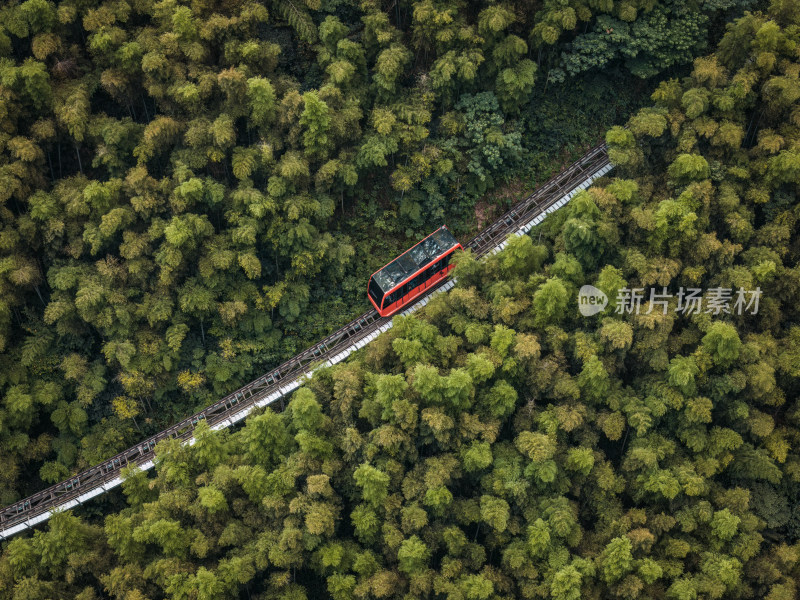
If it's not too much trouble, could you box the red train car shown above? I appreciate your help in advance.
[368,226,462,317]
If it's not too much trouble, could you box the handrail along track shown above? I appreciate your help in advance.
[0,142,612,540]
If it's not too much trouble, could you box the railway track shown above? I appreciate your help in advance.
[0,142,613,541]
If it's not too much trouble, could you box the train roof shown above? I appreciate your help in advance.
[372,227,459,292]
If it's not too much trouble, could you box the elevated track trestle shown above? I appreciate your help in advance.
[0,143,613,541]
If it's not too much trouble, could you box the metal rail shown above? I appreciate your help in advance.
[0,142,612,540]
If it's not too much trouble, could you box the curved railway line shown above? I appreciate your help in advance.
[0,142,614,541]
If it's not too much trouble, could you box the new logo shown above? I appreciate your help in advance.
[578,285,608,316]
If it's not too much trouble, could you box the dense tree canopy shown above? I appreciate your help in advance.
[1,1,799,598]
[0,0,737,503]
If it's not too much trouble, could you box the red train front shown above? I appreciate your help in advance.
[368,226,462,317]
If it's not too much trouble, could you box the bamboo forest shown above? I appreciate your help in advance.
[2,0,800,598]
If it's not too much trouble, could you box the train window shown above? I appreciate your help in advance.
[430,228,459,252]
[408,236,441,267]
[384,289,399,307]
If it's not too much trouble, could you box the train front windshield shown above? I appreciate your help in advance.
[368,277,384,306]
